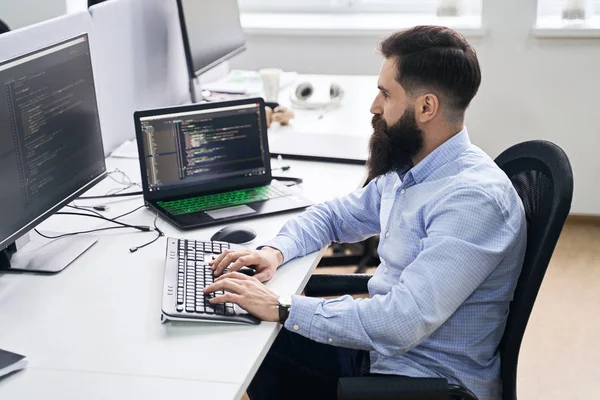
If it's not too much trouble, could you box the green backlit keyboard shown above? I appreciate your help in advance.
[158,185,288,216]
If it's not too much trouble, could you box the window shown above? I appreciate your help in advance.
[239,0,482,17]
[538,0,600,18]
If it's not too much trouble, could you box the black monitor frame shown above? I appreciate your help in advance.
[0,34,107,255]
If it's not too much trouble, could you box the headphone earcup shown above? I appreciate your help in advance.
[330,83,343,99]
[295,82,314,101]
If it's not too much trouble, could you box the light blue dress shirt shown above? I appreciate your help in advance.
[262,129,527,400]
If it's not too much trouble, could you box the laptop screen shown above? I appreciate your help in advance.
[138,102,267,193]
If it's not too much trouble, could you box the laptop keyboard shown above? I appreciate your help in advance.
[158,185,288,216]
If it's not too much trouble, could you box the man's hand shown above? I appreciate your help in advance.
[209,247,283,282]
[204,272,280,322]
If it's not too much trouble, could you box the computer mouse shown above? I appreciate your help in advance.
[211,225,257,244]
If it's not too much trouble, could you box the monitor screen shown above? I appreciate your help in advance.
[0,35,106,250]
[177,0,246,77]
[138,102,267,194]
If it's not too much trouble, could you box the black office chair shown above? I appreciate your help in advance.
[305,140,574,400]
[0,19,10,35]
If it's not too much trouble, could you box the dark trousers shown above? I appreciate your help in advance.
[247,328,370,400]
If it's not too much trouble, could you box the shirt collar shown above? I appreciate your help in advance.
[399,127,471,185]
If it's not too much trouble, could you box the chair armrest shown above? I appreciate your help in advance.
[304,274,372,297]
[338,376,450,400]
[337,376,479,400]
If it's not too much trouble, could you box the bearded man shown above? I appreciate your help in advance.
[205,25,526,400]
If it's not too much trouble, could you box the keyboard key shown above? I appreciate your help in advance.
[195,305,204,313]
[225,306,235,316]
[215,304,225,315]
[176,305,184,312]
[185,306,195,313]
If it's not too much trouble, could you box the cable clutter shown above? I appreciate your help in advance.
[33,169,163,253]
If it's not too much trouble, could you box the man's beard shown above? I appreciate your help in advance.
[366,108,424,181]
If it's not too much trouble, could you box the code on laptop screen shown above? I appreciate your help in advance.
[139,102,267,192]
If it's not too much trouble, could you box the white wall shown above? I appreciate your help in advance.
[0,0,66,30]
[231,0,600,215]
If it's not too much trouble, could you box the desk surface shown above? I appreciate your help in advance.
[0,156,366,399]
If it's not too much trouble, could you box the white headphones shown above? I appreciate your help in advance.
[289,82,344,109]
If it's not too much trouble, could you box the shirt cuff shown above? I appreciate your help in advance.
[258,235,300,264]
[283,295,322,339]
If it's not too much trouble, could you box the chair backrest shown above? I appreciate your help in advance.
[494,141,573,400]
[0,19,9,35]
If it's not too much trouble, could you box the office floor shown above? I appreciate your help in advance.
[242,217,600,400]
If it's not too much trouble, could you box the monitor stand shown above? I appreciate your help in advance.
[0,231,97,274]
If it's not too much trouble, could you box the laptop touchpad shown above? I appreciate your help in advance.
[206,205,256,220]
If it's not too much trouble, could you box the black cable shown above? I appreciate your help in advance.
[54,211,152,232]
[78,191,143,200]
[35,207,157,251]
[272,175,303,186]
[67,204,104,218]
[68,203,145,222]
[34,226,131,240]
[70,204,106,212]
[112,205,145,221]
[129,213,164,253]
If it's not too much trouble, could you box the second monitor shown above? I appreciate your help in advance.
[0,34,107,273]
[177,0,245,78]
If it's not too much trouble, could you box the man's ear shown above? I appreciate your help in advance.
[416,93,440,123]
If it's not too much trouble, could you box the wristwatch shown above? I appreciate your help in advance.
[277,295,292,324]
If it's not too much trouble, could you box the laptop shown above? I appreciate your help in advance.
[133,98,313,230]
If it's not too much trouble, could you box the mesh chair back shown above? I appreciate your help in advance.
[495,141,573,400]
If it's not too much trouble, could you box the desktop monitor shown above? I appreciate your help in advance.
[176,0,246,78]
[0,34,107,273]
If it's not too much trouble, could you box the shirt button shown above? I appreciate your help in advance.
[385,231,390,238]
[293,324,299,331]
[328,338,333,343]
[401,189,406,195]
[384,268,389,274]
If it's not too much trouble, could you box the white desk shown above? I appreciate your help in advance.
[0,369,239,400]
[268,74,378,162]
[0,155,366,400]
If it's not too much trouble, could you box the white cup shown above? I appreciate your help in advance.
[259,68,282,103]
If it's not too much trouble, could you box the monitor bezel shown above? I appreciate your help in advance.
[176,0,247,78]
[0,33,107,251]
[133,97,272,203]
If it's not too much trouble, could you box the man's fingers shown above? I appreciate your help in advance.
[228,254,260,272]
[214,271,253,283]
[209,292,243,305]
[209,249,232,268]
[253,270,273,283]
[213,251,246,276]
[204,278,244,294]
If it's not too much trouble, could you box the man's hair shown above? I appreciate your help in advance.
[379,25,481,121]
